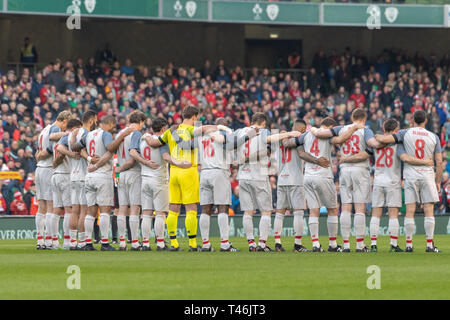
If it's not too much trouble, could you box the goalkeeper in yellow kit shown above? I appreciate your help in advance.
[146,106,219,251]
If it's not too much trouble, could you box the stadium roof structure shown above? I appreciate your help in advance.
[1,0,450,28]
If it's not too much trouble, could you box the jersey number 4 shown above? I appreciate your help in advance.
[310,138,320,157]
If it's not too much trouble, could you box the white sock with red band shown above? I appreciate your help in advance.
[129,215,140,248]
[340,211,352,249]
[99,213,110,244]
[84,215,95,244]
[309,216,320,248]
[141,215,152,247]
[327,215,338,248]
[117,215,127,247]
[154,215,165,248]
[258,215,271,248]
[63,213,71,247]
[293,211,304,245]
[274,213,284,245]
[243,214,255,247]
[35,212,45,245]
[388,218,399,247]
[200,213,211,248]
[404,218,415,248]
[218,213,229,249]
[370,216,380,246]
[424,217,435,248]
[354,213,366,250]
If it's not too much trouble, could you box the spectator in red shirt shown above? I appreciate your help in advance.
[349,87,366,107]
[10,190,28,215]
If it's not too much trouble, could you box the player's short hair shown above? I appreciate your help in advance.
[294,119,307,127]
[67,118,82,130]
[81,110,97,124]
[152,117,168,133]
[413,110,427,125]
[383,119,399,133]
[251,112,267,126]
[320,117,337,128]
[101,115,116,125]
[182,106,200,120]
[129,110,147,124]
[56,110,72,122]
[215,117,228,126]
[351,108,367,121]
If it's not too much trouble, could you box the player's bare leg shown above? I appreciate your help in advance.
[141,209,153,251]
[243,210,256,251]
[84,205,98,251]
[423,202,440,252]
[369,207,383,252]
[340,203,353,251]
[387,207,403,252]
[117,205,130,250]
[404,203,416,252]
[153,211,167,250]
[185,203,199,251]
[77,204,87,249]
[168,203,182,250]
[327,208,341,252]
[36,200,47,249]
[200,204,213,251]
[273,209,286,252]
[256,211,273,252]
[129,205,142,250]
[308,208,323,252]
[99,205,115,250]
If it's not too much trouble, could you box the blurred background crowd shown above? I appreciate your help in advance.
[0,40,449,215]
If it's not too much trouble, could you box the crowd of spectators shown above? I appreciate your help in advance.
[0,45,449,215]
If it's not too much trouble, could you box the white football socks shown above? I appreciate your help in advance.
[141,215,152,247]
[154,215,165,248]
[35,212,45,245]
[354,213,366,249]
[308,216,320,248]
[293,211,304,245]
[200,213,211,248]
[45,212,53,246]
[243,214,255,247]
[258,215,271,248]
[84,215,95,244]
[388,218,399,247]
[404,218,415,248]
[99,213,110,244]
[63,213,71,247]
[129,215,140,248]
[424,217,435,249]
[369,216,380,246]
[218,213,230,249]
[274,213,284,245]
[340,211,352,249]
[117,215,127,247]
[327,215,338,248]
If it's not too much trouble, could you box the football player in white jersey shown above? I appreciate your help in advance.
[197,118,257,252]
[34,110,72,249]
[312,108,382,252]
[235,113,301,252]
[303,117,363,252]
[53,119,82,249]
[376,111,443,252]
[341,119,433,252]
[77,115,134,251]
[66,111,98,250]
[130,117,191,251]
[115,111,147,251]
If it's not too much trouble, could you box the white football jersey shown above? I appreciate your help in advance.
[139,133,169,181]
[84,128,112,176]
[117,128,141,172]
[37,124,59,168]
[373,144,401,187]
[236,127,270,181]
[339,126,374,169]
[300,132,333,179]
[276,144,303,186]
[68,128,88,182]
[198,132,232,171]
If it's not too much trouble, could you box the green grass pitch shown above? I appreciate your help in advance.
[1,235,450,300]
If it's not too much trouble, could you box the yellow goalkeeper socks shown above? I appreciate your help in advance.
[185,210,198,248]
[167,210,179,248]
